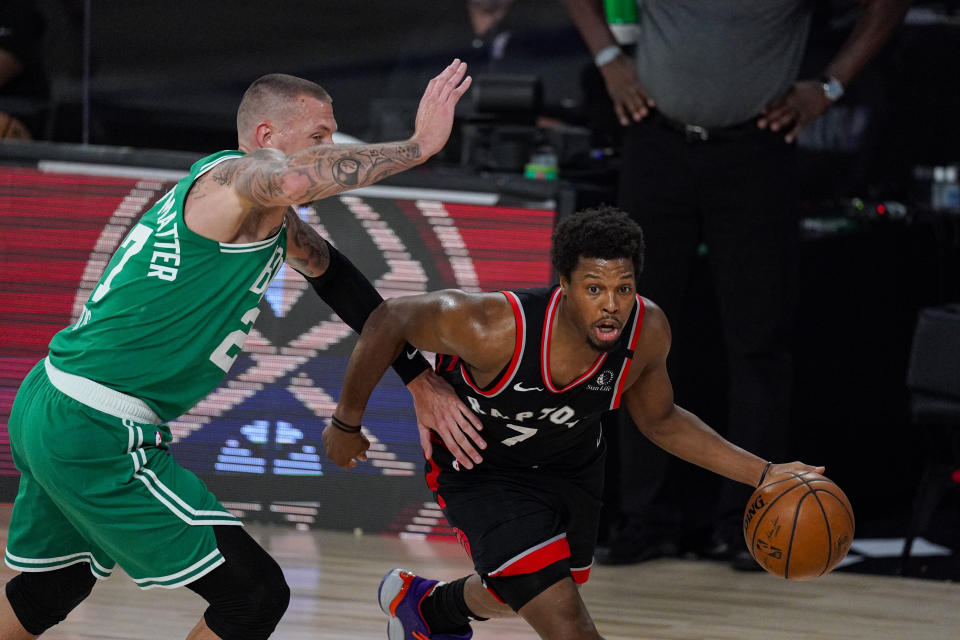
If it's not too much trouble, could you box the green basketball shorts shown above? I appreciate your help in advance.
[4,359,242,589]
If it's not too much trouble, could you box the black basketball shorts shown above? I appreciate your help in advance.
[426,453,604,598]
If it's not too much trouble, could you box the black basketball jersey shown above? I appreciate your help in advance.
[434,286,645,472]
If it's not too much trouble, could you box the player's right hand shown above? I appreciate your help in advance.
[599,56,654,126]
[322,421,370,469]
[411,59,472,158]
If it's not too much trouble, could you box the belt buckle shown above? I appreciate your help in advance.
[684,124,709,142]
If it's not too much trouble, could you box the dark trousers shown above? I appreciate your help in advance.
[613,117,799,538]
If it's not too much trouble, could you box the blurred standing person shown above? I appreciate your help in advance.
[562,0,910,567]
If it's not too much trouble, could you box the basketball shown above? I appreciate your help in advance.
[743,470,855,580]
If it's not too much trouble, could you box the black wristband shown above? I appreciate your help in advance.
[304,241,430,384]
[391,345,430,385]
[757,461,773,488]
[330,415,362,434]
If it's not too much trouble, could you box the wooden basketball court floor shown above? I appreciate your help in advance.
[2,509,956,640]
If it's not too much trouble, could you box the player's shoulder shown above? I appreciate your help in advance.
[432,289,513,316]
[637,295,664,323]
[189,149,246,175]
[636,296,671,349]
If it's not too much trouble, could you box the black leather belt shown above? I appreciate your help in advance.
[646,110,760,142]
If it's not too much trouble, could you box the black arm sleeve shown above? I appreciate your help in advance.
[304,241,429,385]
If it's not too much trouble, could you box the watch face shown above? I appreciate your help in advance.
[823,77,844,101]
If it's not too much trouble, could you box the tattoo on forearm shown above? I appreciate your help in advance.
[285,209,330,277]
[236,143,422,207]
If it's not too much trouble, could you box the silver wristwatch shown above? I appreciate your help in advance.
[821,76,844,102]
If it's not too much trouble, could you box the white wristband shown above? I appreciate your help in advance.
[594,45,622,68]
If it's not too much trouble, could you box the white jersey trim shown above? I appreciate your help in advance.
[489,533,567,576]
[5,549,114,578]
[132,548,225,589]
[218,225,285,253]
[44,358,161,424]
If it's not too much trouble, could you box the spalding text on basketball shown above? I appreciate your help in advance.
[743,496,765,529]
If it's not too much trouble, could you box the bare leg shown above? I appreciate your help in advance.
[185,617,221,640]
[462,574,515,619]
[462,574,602,640]
[0,592,37,640]
[516,578,602,640]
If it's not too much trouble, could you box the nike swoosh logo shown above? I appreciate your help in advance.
[406,349,418,360]
[513,382,544,392]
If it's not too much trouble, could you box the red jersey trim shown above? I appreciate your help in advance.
[570,563,592,585]
[425,456,442,496]
[541,288,608,393]
[487,534,571,577]
[483,581,507,604]
[459,291,525,397]
[610,295,645,410]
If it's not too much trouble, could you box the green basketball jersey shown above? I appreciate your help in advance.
[48,150,288,421]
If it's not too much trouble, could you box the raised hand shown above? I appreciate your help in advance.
[411,59,472,158]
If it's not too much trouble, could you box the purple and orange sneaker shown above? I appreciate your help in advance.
[378,568,473,640]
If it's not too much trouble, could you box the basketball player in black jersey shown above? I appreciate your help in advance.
[326,205,823,640]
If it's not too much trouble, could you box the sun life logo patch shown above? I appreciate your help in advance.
[587,370,615,392]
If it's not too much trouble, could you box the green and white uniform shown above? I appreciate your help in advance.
[6,150,288,588]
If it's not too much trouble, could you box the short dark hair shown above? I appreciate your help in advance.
[236,73,332,133]
[551,205,645,282]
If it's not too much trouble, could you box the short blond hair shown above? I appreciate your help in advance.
[236,73,332,139]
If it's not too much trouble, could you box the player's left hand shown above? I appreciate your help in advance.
[757,80,833,143]
[411,59,472,159]
[407,369,486,469]
[322,420,370,469]
[765,461,826,486]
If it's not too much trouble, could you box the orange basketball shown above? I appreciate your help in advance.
[743,470,854,580]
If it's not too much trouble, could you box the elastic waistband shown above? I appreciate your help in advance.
[44,358,161,425]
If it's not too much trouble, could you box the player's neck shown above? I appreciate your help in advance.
[550,299,605,381]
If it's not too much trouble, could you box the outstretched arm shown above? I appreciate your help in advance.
[230,60,471,208]
[325,290,514,469]
[621,302,823,487]
[284,213,486,467]
[284,210,427,382]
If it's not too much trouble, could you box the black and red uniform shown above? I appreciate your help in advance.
[429,286,644,600]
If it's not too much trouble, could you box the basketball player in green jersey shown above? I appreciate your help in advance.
[0,60,480,640]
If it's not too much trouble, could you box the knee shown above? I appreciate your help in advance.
[6,564,97,634]
[246,567,290,628]
[195,560,290,640]
[189,525,292,639]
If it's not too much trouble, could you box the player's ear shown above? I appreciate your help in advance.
[255,121,274,149]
